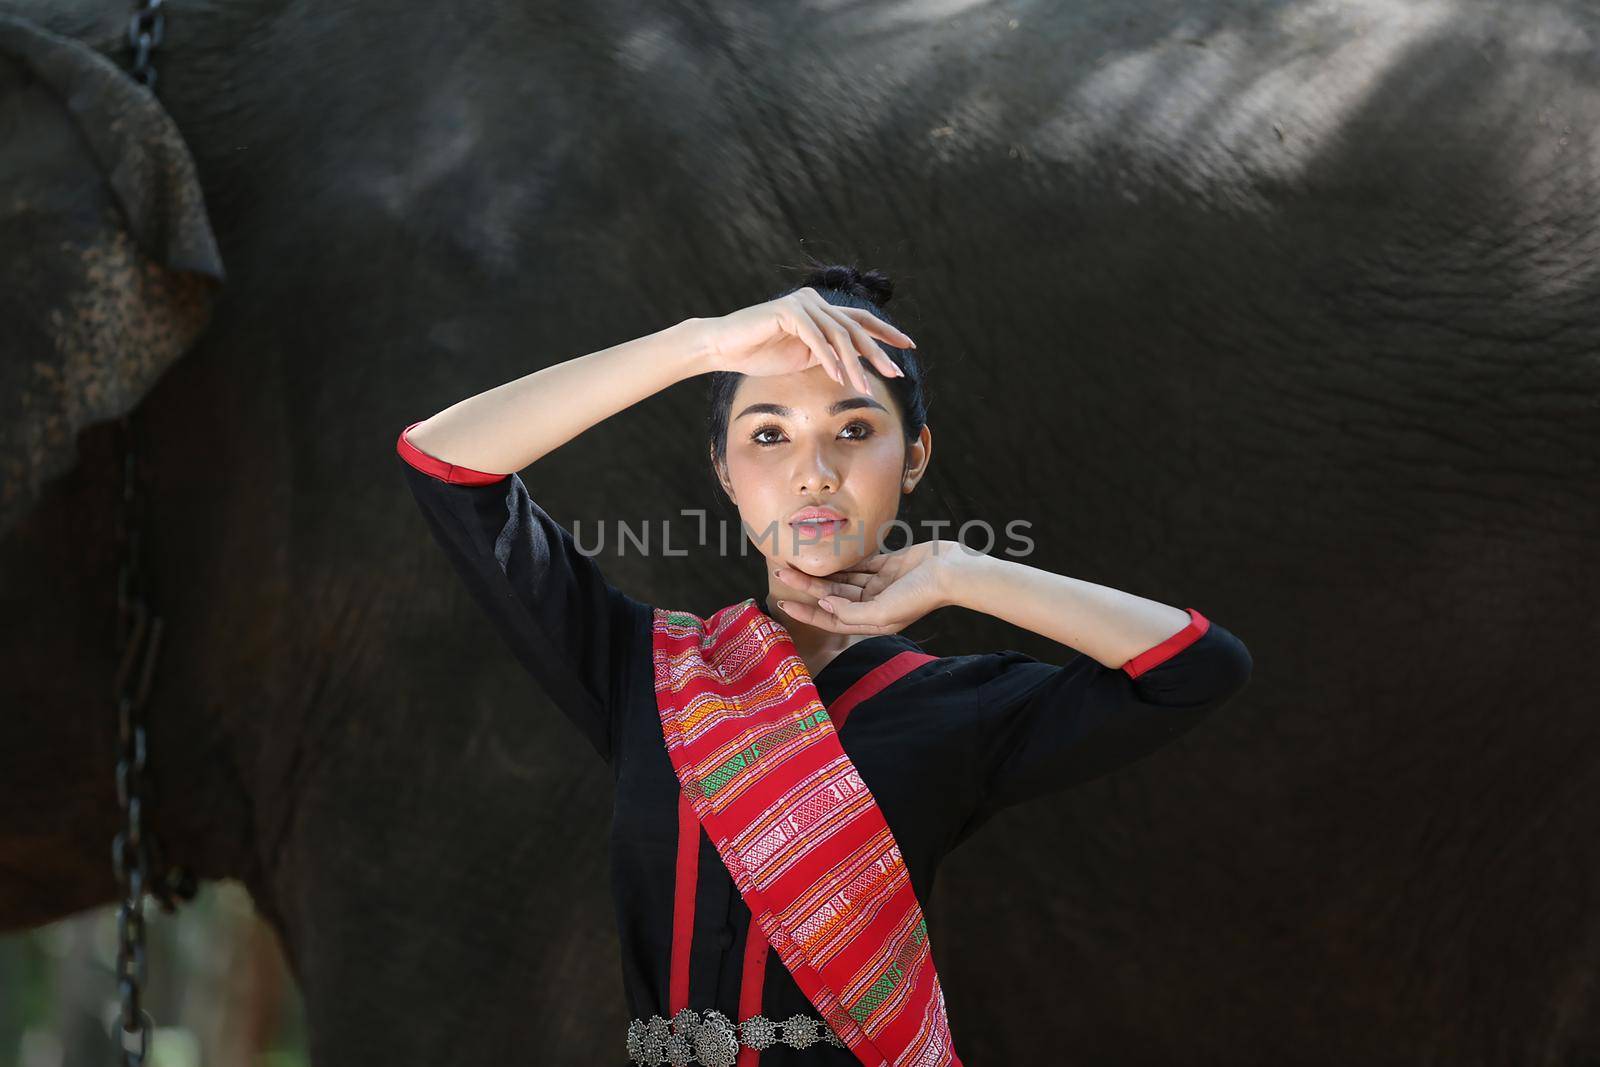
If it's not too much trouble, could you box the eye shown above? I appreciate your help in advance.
[840,420,874,441]
[748,421,876,447]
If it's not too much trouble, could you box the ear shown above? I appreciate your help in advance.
[0,15,225,534]
[710,444,737,505]
[901,423,933,493]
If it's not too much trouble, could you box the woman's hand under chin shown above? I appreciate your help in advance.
[772,540,986,635]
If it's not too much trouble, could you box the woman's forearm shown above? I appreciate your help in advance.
[941,553,1194,671]
[405,317,716,475]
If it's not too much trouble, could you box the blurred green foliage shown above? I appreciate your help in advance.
[0,880,308,1067]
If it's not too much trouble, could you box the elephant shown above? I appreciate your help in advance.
[3,0,1598,1063]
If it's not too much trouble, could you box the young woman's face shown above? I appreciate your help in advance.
[715,364,930,576]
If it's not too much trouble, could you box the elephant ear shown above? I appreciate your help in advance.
[0,14,224,535]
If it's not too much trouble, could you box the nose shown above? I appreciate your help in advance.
[793,440,838,495]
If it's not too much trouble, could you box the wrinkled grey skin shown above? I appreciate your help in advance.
[3,0,1598,1062]
[0,12,223,531]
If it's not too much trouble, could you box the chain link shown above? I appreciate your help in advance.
[125,0,164,90]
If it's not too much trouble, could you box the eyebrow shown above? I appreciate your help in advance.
[733,397,890,420]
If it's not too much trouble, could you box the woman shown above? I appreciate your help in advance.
[396,264,1253,1067]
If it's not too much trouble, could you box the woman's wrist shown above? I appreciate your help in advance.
[671,316,727,377]
[932,542,997,612]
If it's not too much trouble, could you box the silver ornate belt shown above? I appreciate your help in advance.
[627,1007,847,1066]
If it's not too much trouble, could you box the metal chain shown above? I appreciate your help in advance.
[110,4,196,1064]
[126,0,164,90]
[111,413,195,1067]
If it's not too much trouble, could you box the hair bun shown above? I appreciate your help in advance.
[802,263,894,309]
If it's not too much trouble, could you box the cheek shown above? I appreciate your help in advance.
[725,453,759,493]
[852,455,907,529]
[725,456,779,515]
[858,445,905,492]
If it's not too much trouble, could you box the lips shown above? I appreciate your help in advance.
[788,505,846,525]
[788,505,847,541]
[790,518,846,538]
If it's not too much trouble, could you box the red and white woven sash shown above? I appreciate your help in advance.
[651,598,963,1067]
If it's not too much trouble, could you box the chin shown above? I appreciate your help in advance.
[790,549,864,575]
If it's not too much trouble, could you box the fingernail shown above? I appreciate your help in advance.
[818,598,835,613]
[776,600,789,610]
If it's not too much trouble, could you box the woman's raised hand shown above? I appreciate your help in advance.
[772,539,983,636]
[697,287,915,393]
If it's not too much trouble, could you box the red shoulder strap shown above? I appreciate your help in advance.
[830,649,937,729]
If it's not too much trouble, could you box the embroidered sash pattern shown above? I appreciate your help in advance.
[652,599,962,1067]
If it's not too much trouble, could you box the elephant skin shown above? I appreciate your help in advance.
[1,1,1598,1064]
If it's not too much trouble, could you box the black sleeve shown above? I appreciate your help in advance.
[396,425,640,764]
[954,609,1252,842]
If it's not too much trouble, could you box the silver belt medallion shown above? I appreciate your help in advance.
[626,1007,847,1066]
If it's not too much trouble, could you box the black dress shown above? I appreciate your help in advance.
[396,425,1253,1066]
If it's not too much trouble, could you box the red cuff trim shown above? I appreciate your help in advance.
[1120,607,1209,679]
[396,421,510,485]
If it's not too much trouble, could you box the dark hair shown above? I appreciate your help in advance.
[706,263,929,498]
